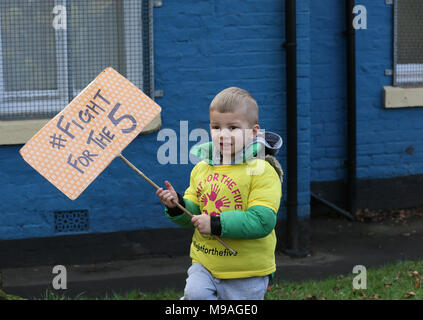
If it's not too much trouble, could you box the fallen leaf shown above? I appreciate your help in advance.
[409,271,419,277]
[404,292,416,298]
[306,295,317,300]
[416,279,421,289]
[384,283,392,288]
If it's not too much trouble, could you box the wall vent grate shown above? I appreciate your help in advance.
[54,210,89,233]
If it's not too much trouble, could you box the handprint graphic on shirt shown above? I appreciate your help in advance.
[202,184,219,206]
[215,196,230,213]
[201,184,231,216]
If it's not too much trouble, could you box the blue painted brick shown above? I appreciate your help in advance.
[0,0,307,240]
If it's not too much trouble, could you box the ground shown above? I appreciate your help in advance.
[2,210,423,299]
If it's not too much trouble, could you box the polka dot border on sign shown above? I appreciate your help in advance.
[19,67,162,200]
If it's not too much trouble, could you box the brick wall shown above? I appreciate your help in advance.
[296,0,311,217]
[310,0,347,183]
[0,0,304,240]
[356,1,423,180]
[310,0,423,185]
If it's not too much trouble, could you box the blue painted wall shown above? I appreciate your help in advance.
[296,0,311,217]
[310,0,347,182]
[355,1,423,179]
[310,0,423,183]
[0,0,304,240]
[6,0,421,241]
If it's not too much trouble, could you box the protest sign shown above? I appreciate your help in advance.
[19,67,161,200]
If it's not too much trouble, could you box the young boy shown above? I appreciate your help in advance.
[156,87,283,300]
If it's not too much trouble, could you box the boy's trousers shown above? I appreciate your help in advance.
[183,262,269,300]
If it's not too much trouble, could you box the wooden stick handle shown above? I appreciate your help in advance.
[119,154,161,189]
[119,154,238,256]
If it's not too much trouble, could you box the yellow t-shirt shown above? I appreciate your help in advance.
[184,158,282,279]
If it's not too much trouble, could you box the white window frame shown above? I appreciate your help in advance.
[0,0,69,117]
[0,0,144,118]
[394,64,423,86]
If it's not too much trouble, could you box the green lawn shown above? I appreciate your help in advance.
[265,260,423,300]
[38,260,423,300]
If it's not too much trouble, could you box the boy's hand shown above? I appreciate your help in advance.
[191,214,211,234]
[156,180,178,208]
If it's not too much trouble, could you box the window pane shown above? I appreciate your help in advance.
[0,0,57,91]
[397,0,423,64]
[71,0,125,90]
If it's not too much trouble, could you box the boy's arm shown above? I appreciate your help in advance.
[211,160,282,239]
[210,205,276,239]
[164,162,202,228]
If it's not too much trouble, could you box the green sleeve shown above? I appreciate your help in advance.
[164,198,201,228]
[219,205,277,239]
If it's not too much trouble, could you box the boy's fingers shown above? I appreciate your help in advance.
[158,189,170,198]
[158,191,172,204]
[165,180,175,191]
[164,193,174,201]
[157,188,177,207]
[157,190,166,198]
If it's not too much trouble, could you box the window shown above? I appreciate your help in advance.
[0,0,153,118]
[394,0,423,86]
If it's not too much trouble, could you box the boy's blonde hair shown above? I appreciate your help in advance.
[209,87,258,126]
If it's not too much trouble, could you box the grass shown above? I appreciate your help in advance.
[38,260,423,300]
[265,260,423,300]
[40,288,183,300]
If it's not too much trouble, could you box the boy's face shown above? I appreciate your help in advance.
[210,106,260,162]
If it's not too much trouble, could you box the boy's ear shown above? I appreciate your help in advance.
[252,124,260,137]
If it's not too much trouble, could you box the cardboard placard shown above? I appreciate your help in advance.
[20,67,161,200]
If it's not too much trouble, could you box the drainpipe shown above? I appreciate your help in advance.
[66,0,74,103]
[346,0,357,218]
[282,0,308,257]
